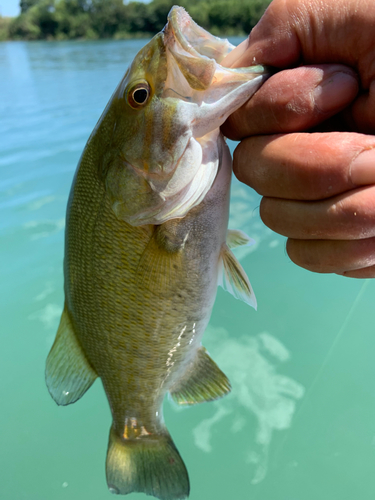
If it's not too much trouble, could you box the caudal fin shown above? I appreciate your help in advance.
[106,426,189,499]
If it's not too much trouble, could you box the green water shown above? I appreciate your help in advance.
[1,39,375,500]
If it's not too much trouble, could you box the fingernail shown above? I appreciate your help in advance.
[313,71,358,113]
[350,149,375,185]
[222,39,249,67]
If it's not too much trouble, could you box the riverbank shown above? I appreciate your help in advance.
[0,0,270,41]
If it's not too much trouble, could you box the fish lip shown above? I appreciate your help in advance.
[163,7,197,57]
[163,6,233,62]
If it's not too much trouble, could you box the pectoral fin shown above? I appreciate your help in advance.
[45,305,97,406]
[218,243,257,310]
[136,223,187,293]
[170,347,231,405]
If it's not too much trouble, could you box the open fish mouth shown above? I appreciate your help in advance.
[162,6,238,97]
[161,6,268,132]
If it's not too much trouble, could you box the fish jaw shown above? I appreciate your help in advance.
[102,6,269,226]
[165,5,234,64]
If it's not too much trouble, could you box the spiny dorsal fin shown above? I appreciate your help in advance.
[170,347,231,405]
[45,305,97,406]
[106,426,189,499]
[226,229,255,249]
[218,243,257,310]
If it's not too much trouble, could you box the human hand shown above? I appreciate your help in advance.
[222,0,375,278]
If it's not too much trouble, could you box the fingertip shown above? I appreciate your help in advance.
[285,238,311,271]
[259,196,275,228]
[221,39,250,68]
[221,113,244,141]
[232,138,269,190]
[232,142,246,183]
[285,238,334,274]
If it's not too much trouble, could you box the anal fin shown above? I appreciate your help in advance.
[45,305,97,406]
[170,347,231,405]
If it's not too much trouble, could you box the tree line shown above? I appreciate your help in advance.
[0,0,271,41]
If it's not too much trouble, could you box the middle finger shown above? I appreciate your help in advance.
[234,132,375,200]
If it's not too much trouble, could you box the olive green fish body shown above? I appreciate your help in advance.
[65,132,231,435]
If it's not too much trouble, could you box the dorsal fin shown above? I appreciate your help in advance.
[218,243,257,310]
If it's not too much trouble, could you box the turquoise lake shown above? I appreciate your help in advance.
[1,38,375,500]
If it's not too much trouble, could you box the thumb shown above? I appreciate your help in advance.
[222,0,375,134]
[224,0,375,80]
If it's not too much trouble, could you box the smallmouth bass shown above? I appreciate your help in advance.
[46,6,268,499]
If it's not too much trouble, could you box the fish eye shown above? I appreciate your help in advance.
[127,83,151,108]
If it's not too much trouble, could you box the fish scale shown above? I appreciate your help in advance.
[45,6,268,499]
[68,166,211,426]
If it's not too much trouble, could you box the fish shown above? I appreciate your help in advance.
[45,6,268,500]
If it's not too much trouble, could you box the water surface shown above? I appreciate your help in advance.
[1,39,375,500]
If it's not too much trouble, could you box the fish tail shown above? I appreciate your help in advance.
[106,426,190,499]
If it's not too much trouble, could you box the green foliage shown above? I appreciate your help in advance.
[9,0,56,39]
[20,0,40,14]
[0,17,12,41]
[3,0,271,41]
[8,13,41,40]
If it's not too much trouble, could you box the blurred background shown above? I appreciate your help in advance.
[1,2,375,500]
[0,0,270,40]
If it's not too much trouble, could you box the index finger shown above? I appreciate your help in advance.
[222,0,375,134]
[221,64,358,140]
